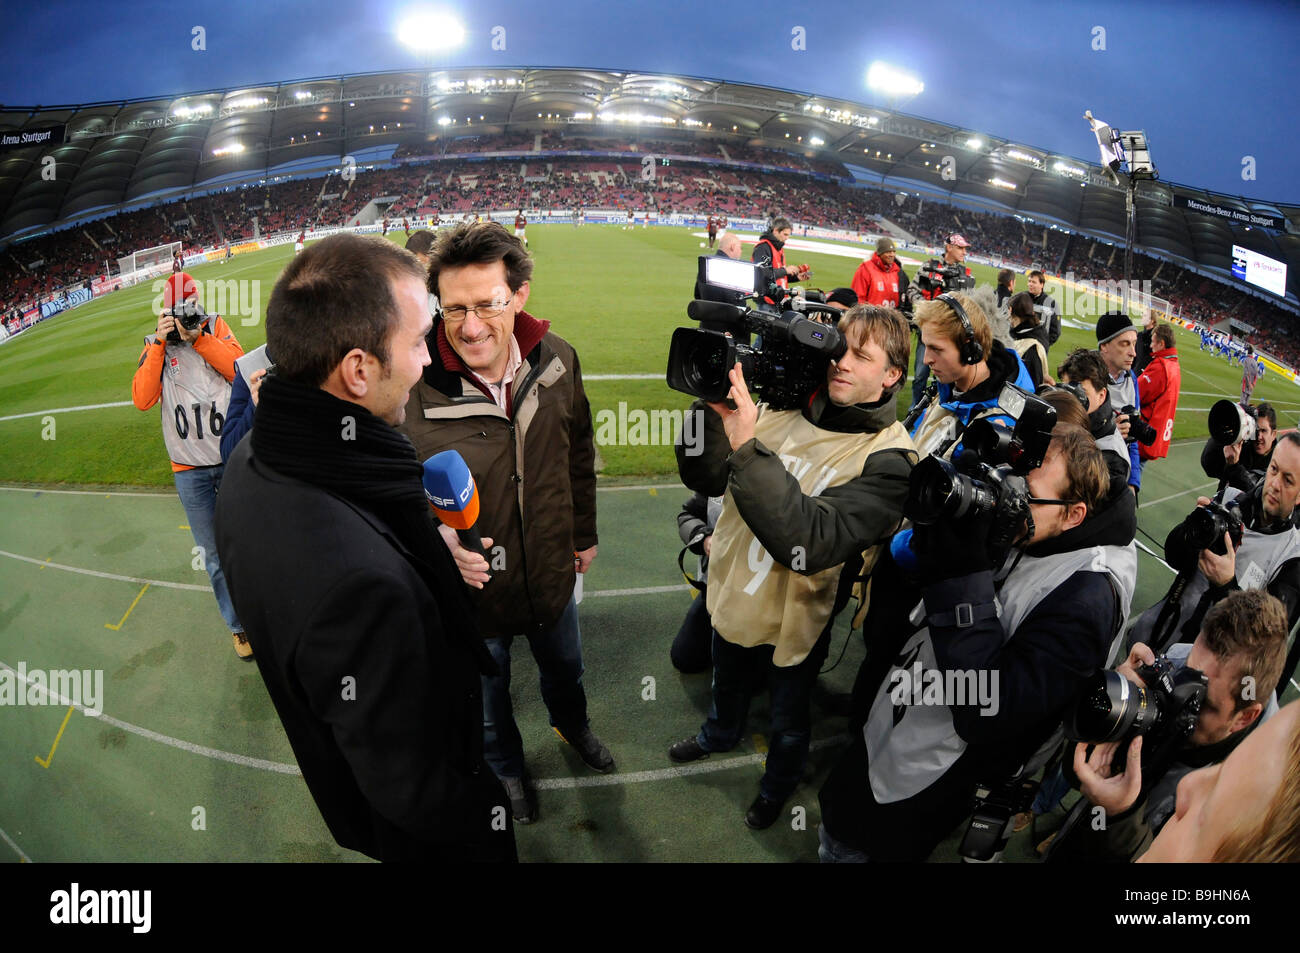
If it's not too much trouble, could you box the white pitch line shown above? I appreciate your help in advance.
[1134,539,1175,575]
[0,486,174,498]
[1139,481,1217,509]
[0,550,211,591]
[585,584,690,598]
[0,401,133,423]
[0,659,302,775]
[0,827,32,863]
[532,734,848,790]
[584,374,664,381]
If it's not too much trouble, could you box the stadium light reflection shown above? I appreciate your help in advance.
[397,11,466,51]
[866,62,924,98]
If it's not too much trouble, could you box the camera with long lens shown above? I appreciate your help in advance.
[1066,655,1208,774]
[1162,499,1245,575]
[915,261,976,297]
[1120,404,1158,446]
[1207,398,1257,446]
[667,257,846,410]
[165,298,208,344]
[905,385,1057,562]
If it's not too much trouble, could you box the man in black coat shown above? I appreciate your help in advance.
[215,234,515,863]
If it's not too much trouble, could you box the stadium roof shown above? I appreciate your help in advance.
[2,66,1297,298]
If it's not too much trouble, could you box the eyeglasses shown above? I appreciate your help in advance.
[439,297,513,323]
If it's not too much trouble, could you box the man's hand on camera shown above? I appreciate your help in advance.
[437,523,493,589]
[1115,412,1131,440]
[706,362,758,451]
[702,534,712,557]
[249,368,268,407]
[155,312,176,342]
[1223,441,1243,465]
[1074,736,1144,816]
[1116,641,1157,686]
[1198,530,1237,587]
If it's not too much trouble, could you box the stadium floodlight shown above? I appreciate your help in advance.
[810,136,824,146]
[966,137,983,149]
[436,116,452,126]
[397,11,466,51]
[866,62,924,98]
[988,177,1017,191]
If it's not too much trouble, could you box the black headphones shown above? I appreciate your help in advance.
[937,293,983,365]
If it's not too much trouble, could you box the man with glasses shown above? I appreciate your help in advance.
[399,222,610,826]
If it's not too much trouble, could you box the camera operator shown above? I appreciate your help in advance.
[906,287,1033,462]
[851,237,907,309]
[906,234,973,407]
[818,425,1135,861]
[1201,401,1276,494]
[669,305,916,830]
[1130,432,1300,662]
[1134,322,1180,463]
[1049,590,1287,862]
[1095,311,1143,496]
[751,217,810,312]
[131,272,249,659]
[1026,271,1060,351]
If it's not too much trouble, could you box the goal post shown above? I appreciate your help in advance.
[117,241,183,284]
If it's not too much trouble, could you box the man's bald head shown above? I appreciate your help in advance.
[719,234,742,260]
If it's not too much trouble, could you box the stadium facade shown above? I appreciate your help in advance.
[1,66,1296,305]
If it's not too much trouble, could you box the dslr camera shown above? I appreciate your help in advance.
[667,257,846,410]
[1067,654,1208,775]
[1162,498,1245,575]
[905,384,1057,563]
[1120,405,1157,446]
[165,298,208,345]
[915,261,976,297]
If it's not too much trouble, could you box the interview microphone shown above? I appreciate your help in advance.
[421,450,486,557]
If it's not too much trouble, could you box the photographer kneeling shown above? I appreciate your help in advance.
[1129,432,1300,671]
[1048,589,1287,862]
[818,424,1137,861]
[668,305,916,830]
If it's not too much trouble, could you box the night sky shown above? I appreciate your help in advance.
[2,0,1296,203]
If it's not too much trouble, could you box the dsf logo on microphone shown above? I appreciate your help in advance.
[426,475,473,509]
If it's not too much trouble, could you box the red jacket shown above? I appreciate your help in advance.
[1138,346,1181,461]
[852,253,902,306]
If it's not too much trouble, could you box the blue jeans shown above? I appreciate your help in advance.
[481,596,589,779]
[1030,763,1071,815]
[173,464,242,633]
[818,822,868,863]
[697,627,831,803]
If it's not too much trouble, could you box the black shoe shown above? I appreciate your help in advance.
[500,775,537,824]
[745,795,784,830]
[668,736,710,763]
[556,726,615,773]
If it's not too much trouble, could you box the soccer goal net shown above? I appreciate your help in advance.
[117,241,183,284]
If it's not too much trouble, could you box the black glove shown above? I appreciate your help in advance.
[910,510,996,581]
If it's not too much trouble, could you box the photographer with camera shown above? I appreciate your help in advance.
[1096,311,1146,496]
[1135,322,1181,462]
[1006,291,1049,389]
[1201,401,1276,494]
[751,217,810,312]
[1055,349,1133,505]
[1047,589,1287,862]
[905,288,1034,462]
[818,423,1136,861]
[668,305,916,830]
[131,272,248,659]
[907,234,974,407]
[1130,432,1300,666]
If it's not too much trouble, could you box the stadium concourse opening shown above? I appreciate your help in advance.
[2,225,1298,863]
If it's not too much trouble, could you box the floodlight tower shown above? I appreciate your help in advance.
[1085,111,1158,311]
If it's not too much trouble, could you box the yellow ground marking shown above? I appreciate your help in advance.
[39,557,51,570]
[177,524,190,530]
[105,582,150,630]
[648,488,658,496]
[34,705,76,768]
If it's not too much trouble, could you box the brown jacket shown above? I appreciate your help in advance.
[400,311,598,637]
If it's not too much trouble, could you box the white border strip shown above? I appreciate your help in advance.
[0,827,32,863]
[0,401,133,423]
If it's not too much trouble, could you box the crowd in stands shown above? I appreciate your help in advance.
[4,134,1297,358]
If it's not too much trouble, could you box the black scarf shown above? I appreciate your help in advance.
[251,376,492,669]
